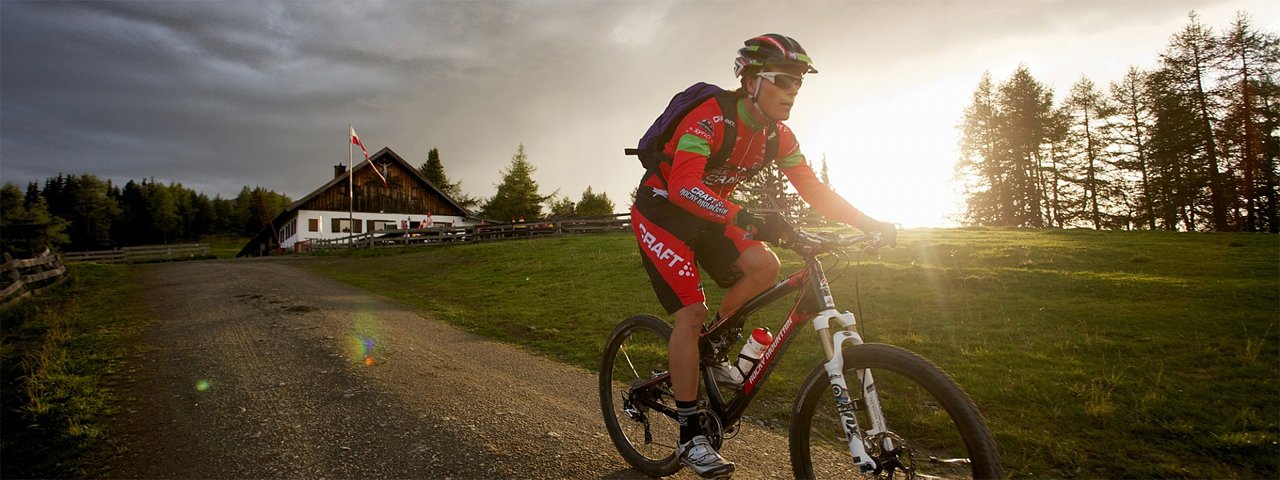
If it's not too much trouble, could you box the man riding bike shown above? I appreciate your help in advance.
[628,33,897,478]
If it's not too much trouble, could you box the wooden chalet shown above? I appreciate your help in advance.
[238,147,481,256]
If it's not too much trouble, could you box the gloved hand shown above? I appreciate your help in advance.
[734,210,794,245]
[855,216,897,247]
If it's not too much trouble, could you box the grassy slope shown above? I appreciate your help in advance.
[0,264,148,478]
[305,228,1279,479]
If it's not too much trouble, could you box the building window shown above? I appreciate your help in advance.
[368,220,397,232]
[279,219,297,241]
[332,218,363,234]
[308,219,319,232]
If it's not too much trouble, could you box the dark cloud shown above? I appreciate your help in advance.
[1,0,1272,223]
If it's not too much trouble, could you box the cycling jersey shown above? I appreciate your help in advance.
[640,94,867,226]
[633,93,868,314]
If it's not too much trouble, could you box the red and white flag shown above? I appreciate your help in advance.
[350,126,369,159]
[350,126,388,188]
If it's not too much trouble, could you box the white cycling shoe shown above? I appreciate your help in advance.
[679,435,735,479]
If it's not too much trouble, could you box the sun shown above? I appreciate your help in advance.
[795,87,968,228]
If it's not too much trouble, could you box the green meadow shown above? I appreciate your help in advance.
[306,228,1279,479]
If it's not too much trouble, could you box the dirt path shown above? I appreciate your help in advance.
[101,258,798,479]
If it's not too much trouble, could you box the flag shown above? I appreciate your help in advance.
[350,126,369,159]
[350,126,388,188]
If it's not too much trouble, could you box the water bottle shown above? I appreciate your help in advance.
[735,327,774,380]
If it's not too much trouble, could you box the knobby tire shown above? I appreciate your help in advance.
[599,314,681,477]
[790,343,1003,479]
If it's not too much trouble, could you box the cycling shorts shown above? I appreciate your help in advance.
[631,186,764,314]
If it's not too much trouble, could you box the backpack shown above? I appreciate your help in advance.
[625,82,777,175]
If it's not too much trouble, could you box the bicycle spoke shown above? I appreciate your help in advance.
[600,315,680,476]
[620,345,640,379]
[792,344,1001,480]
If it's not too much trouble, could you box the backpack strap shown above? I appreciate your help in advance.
[711,92,781,170]
[707,92,740,171]
[764,123,779,165]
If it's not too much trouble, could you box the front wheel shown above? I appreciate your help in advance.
[599,314,681,477]
[790,343,1003,479]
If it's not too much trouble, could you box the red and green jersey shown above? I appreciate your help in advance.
[641,95,867,226]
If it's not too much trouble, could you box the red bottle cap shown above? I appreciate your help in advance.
[751,327,774,345]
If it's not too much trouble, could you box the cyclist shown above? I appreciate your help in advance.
[629,33,896,478]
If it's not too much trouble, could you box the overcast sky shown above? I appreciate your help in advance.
[2,0,1276,227]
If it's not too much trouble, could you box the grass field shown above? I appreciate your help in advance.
[0,264,148,478]
[304,228,1279,478]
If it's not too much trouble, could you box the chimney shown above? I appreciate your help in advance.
[334,164,347,178]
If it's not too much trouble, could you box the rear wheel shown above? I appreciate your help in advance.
[599,314,681,477]
[790,343,1003,479]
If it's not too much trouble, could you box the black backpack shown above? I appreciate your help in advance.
[625,83,777,174]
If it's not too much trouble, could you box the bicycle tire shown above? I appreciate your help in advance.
[790,343,1003,479]
[599,314,682,477]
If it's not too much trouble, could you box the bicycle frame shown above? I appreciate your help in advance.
[625,238,891,471]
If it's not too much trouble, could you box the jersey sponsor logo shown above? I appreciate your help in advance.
[637,223,695,277]
[679,186,729,217]
[697,119,714,136]
[704,172,751,186]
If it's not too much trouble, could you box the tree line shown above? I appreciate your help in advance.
[1,144,618,257]
[422,143,616,223]
[957,12,1278,232]
[1,175,291,256]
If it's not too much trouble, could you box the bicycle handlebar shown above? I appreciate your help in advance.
[786,228,885,257]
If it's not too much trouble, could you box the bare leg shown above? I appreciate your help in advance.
[669,302,708,401]
[716,244,780,318]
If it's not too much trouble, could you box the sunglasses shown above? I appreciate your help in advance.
[756,71,804,90]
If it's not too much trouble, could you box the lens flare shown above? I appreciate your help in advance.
[195,380,212,392]
[347,310,383,366]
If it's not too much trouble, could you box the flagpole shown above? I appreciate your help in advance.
[348,124,354,246]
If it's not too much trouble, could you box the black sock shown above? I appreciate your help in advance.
[676,399,701,444]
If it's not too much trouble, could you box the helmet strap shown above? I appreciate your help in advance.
[749,76,776,124]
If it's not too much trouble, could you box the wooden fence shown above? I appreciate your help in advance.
[1,248,68,308]
[306,214,630,252]
[60,243,210,264]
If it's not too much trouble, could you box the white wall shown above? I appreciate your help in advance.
[279,209,480,249]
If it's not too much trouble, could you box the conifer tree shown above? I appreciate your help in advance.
[419,147,479,210]
[480,144,551,221]
[1219,12,1280,232]
[1110,67,1158,229]
[1161,11,1229,230]
[0,183,69,256]
[576,187,616,217]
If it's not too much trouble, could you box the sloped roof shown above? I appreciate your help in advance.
[236,146,477,257]
[285,147,474,217]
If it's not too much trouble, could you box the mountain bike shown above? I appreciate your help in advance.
[599,230,1003,479]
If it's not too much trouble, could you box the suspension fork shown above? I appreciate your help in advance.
[813,307,890,473]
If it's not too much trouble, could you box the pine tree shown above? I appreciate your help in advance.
[957,67,1056,227]
[1110,67,1158,229]
[1147,67,1204,230]
[418,147,480,210]
[480,144,551,221]
[419,148,450,187]
[957,71,1006,225]
[1062,76,1119,229]
[576,186,616,217]
[547,195,575,219]
[1219,12,1280,232]
[998,65,1056,227]
[1162,11,1230,230]
[0,183,69,256]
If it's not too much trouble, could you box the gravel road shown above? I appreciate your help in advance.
[101,258,799,479]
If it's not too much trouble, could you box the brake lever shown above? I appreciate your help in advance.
[860,232,885,257]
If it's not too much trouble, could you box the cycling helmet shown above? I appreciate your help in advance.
[734,34,818,77]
